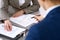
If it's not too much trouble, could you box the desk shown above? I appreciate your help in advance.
[0,22,26,40]
[0,36,25,40]
[0,12,39,40]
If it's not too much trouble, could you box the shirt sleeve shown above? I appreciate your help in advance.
[23,0,40,14]
[0,0,9,20]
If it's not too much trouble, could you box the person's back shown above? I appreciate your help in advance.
[25,6,60,40]
[39,6,60,40]
[25,0,60,40]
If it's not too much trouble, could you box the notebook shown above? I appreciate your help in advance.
[0,24,26,38]
[10,14,38,27]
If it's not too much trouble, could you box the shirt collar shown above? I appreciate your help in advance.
[43,5,60,17]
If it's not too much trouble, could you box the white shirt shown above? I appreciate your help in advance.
[39,7,46,18]
[45,5,60,18]
[19,0,25,6]
[0,0,4,8]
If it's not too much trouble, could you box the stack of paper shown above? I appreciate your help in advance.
[10,14,38,27]
[0,24,26,38]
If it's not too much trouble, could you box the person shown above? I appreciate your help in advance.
[33,7,46,21]
[25,0,60,40]
[0,0,39,31]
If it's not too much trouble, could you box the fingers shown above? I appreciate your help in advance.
[33,16,40,21]
[34,16,39,21]
[4,22,8,31]
[4,23,10,31]
[32,15,43,21]
[4,20,12,31]
[35,16,43,21]
[8,22,12,31]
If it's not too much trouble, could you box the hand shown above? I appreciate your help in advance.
[4,20,12,31]
[12,10,24,18]
[33,15,43,21]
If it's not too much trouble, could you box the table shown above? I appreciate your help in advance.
[0,12,39,40]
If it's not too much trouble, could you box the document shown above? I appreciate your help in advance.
[10,14,38,27]
[0,24,26,38]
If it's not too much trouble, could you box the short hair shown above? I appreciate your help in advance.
[49,0,60,3]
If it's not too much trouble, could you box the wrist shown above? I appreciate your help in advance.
[4,19,9,22]
[1,19,9,23]
[22,10,26,14]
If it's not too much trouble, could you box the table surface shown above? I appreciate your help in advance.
[0,36,25,40]
[0,22,26,40]
[0,12,39,40]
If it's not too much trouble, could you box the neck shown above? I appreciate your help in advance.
[45,3,60,10]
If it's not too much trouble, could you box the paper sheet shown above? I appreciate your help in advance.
[10,14,38,27]
[0,38,3,40]
[0,24,25,38]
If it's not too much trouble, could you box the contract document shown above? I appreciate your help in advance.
[10,14,38,27]
[0,24,26,38]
